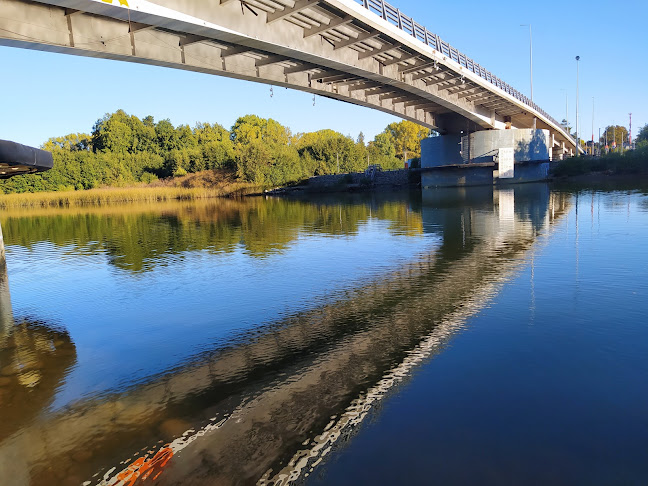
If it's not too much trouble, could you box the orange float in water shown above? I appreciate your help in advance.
[111,446,174,485]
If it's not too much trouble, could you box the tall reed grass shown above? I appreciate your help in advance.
[0,183,261,209]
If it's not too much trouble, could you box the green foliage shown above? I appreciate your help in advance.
[551,145,648,177]
[0,109,428,194]
[636,124,648,145]
[600,125,629,148]
[381,120,431,160]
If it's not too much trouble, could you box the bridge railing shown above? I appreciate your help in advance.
[358,0,563,131]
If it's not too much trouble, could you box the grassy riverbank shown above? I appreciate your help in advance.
[0,176,261,209]
[551,146,648,178]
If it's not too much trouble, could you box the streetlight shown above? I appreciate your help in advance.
[521,24,535,130]
[520,24,533,102]
[591,97,595,155]
[575,55,580,157]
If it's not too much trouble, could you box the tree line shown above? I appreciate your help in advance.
[561,120,648,151]
[0,110,431,194]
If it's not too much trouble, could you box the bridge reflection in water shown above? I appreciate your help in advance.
[0,186,569,486]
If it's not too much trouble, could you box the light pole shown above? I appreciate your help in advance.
[591,97,594,155]
[520,24,533,102]
[521,24,535,129]
[575,55,580,157]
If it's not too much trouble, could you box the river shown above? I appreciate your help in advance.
[0,183,646,485]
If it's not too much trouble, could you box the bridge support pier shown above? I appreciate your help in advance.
[420,129,551,187]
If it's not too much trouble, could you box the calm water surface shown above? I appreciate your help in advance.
[0,184,646,485]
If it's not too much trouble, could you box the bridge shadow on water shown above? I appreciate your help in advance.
[0,185,570,486]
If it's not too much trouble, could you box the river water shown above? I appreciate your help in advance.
[0,183,646,485]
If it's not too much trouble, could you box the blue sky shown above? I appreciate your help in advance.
[1,0,646,147]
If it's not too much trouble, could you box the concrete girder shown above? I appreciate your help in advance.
[465,92,494,103]
[314,73,353,83]
[382,52,418,67]
[266,0,316,24]
[255,55,289,66]
[303,14,353,38]
[347,82,376,92]
[402,99,439,110]
[473,96,500,106]
[409,70,436,81]
[379,92,411,102]
[456,89,484,100]
[128,22,155,33]
[478,98,510,108]
[179,34,210,47]
[221,46,254,58]
[310,70,341,80]
[479,101,510,110]
[400,60,436,74]
[424,74,459,85]
[333,30,380,50]
[445,84,476,96]
[365,86,397,97]
[284,63,317,74]
[357,42,400,60]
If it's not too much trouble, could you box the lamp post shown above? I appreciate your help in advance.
[575,55,580,157]
[520,24,533,102]
[591,97,595,155]
[521,24,535,129]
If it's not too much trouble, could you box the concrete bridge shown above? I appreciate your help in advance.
[1,0,576,157]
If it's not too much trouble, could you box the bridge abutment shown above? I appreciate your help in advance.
[420,128,552,187]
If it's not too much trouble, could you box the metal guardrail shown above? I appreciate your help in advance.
[356,0,563,131]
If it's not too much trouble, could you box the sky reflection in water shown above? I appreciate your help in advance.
[0,185,646,485]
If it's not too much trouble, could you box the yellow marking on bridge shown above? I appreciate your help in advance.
[101,0,130,7]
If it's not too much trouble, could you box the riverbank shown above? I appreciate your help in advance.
[550,148,648,179]
[263,168,419,196]
[0,180,260,209]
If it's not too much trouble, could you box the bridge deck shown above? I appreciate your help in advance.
[0,0,577,156]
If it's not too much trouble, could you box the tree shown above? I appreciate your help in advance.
[367,132,400,169]
[382,120,430,160]
[230,115,292,147]
[42,133,91,152]
[636,124,648,146]
[600,125,628,149]
[296,129,363,174]
[155,119,182,153]
[92,110,134,154]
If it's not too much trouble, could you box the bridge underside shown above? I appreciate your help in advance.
[0,0,575,157]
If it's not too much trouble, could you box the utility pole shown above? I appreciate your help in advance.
[591,97,594,155]
[575,56,580,157]
[521,24,535,129]
[629,113,632,148]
